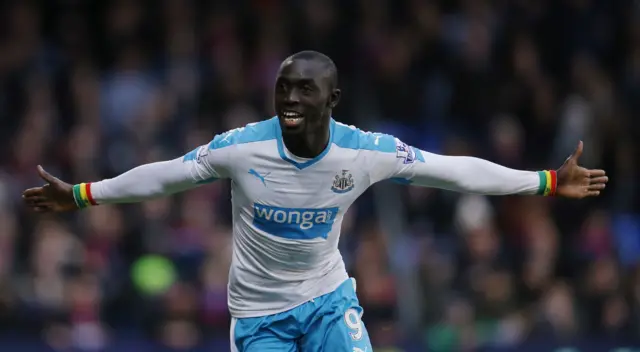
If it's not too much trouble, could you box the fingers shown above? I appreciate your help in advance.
[23,186,46,202]
[589,176,608,185]
[22,186,52,210]
[585,174,607,194]
[22,187,44,197]
[585,190,600,197]
[23,194,50,207]
[583,177,606,196]
[24,196,48,204]
[23,196,54,212]
[567,177,607,198]
[585,169,606,178]
[37,165,58,184]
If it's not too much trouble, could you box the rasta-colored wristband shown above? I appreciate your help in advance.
[537,170,557,196]
[72,183,97,209]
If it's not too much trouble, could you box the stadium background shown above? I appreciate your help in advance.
[0,0,639,351]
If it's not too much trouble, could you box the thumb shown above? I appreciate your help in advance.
[37,165,58,184]
[568,141,583,163]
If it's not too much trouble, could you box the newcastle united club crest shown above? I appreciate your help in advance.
[331,170,355,194]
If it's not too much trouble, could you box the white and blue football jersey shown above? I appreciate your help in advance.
[178,116,540,318]
[182,117,428,318]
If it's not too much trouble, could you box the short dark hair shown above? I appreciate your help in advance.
[288,50,338,89]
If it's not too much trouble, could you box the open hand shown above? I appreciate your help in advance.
[556,141,608,199]
[22,165,77,212]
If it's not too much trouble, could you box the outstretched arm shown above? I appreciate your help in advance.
[376,138,607,198]
[400,153,543,195]
[89,156,218,204]
[23,142,229,212]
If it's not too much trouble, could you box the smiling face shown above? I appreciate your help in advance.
[274,57,340,136]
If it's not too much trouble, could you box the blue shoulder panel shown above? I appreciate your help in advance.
[332,120,425,162]
[332,121,397,153]
[183,117,278,162]
[209,117,278,150]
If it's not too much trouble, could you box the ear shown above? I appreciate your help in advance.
[329,89,341,109]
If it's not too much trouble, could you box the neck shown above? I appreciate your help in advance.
[282,120,331,159]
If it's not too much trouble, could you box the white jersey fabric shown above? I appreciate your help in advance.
[90,117,542,318]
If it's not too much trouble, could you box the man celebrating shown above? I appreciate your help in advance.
[23,51,607,351]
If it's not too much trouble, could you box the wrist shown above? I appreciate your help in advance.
[536,170,557,196]
[72,183,98,209]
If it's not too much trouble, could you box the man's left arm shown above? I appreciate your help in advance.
[374,138,607,198]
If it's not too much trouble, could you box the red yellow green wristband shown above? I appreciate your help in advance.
[72,183,97,209]
[537,170,557,196]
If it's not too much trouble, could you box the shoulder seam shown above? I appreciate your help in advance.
[332,121,397,153]
[208,117,278,150]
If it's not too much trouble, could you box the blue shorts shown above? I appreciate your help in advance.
[230,278,372,352]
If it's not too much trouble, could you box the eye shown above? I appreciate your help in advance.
[276,81,287,92]
[301,84,314,94]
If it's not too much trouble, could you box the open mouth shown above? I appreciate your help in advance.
[281,111,304,127]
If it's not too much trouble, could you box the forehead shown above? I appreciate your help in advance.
[277,58,329,83]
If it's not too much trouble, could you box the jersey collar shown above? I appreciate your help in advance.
[275,118,335,170]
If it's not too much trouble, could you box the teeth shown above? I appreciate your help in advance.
[283,111,302,118]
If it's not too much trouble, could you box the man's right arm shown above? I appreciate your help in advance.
[84,142,231,206]
[24,128,243,212]
[23,130,238,212]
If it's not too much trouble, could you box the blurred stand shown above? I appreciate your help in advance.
[0,0,638,351]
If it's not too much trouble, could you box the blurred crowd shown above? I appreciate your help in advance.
[0,0,639,351]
